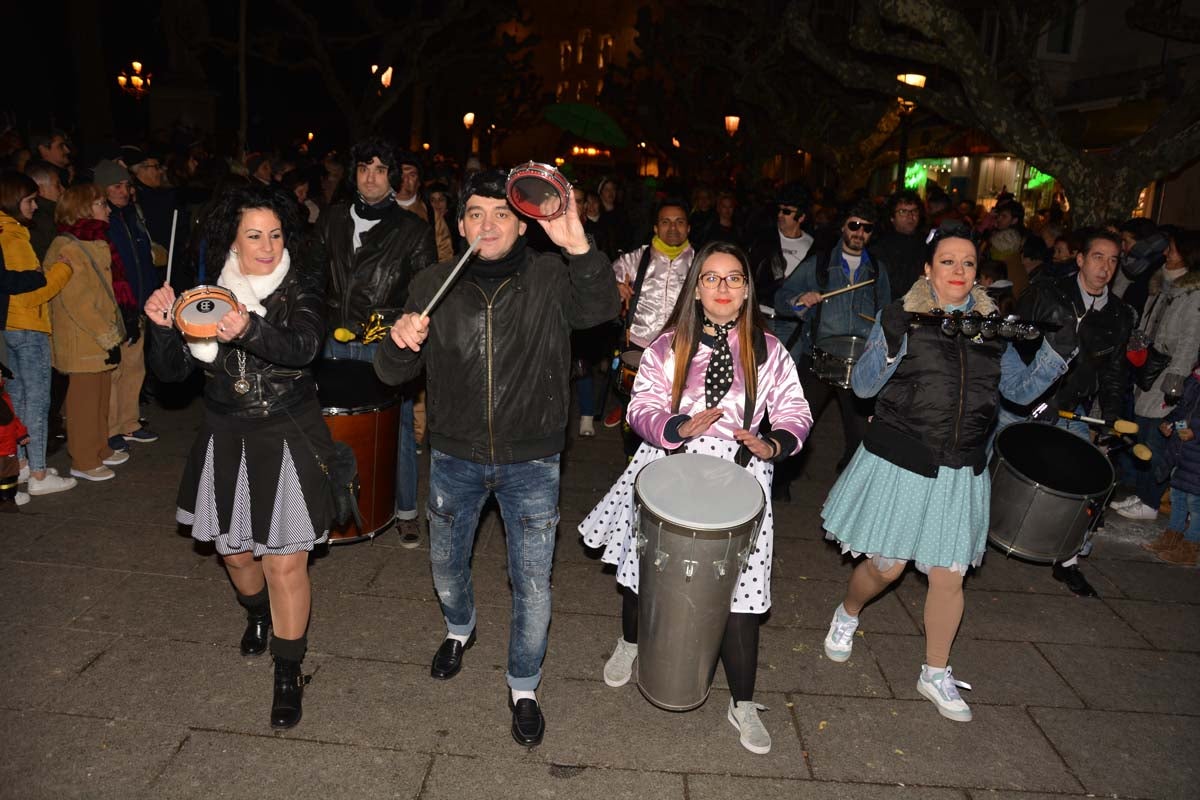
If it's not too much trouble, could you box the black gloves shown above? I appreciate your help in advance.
[1013,334,1043,363]
[122,309,142,345]
[105,345,122,366]
[880,302,909,357]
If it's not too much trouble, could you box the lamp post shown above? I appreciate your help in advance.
[116,60,151,100]
[895,73,926,192]
[463,112,479,159]
[724,115,740,138]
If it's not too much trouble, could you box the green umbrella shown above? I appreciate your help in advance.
[543,103,629,148]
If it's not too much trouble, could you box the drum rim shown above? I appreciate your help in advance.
[506,162,571,221]
[321,400,400,415]
[992,423,1115,499]
[635,453,765,528]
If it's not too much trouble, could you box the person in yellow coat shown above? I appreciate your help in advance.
[0,170,75,497]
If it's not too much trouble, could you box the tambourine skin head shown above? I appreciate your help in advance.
[173,285,238,338]
[506,161,572,221]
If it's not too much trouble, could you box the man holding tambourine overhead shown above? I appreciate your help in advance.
[374,167,619,748]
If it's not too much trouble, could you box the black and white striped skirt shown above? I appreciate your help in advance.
[176,400,333,557]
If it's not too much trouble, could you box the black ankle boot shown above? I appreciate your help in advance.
[270,657,309,729]
[241,607,271,656]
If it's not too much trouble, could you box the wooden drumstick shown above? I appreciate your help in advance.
[858,313,876,323]
[819,279,875,301]
[162,209,178,320]
[420,234,483,320]
[1058,409,1138,435]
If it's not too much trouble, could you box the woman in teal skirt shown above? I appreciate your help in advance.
[820,227,1067,722]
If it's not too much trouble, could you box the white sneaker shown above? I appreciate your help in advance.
[17,465,58,484]
[579,416,596,437]
[1115,501,1159,521]
[603,637,638,687]
[1108,495,1140,512]
[916,665,973,722]
[727,699,772,754]
[823,604,859,662]
[15,491,30,506]
[28,473,77,496]
[102,450,130,466]
[71,466,115,482]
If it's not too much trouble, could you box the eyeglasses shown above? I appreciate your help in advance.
[699,272,747,289]
[894,208,920,217]
[846,220,875,233]
[777,206,799,216]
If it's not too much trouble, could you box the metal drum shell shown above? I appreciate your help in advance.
[634,454,764,712]
[812,335,867,389]
[987,422,1114,563]
[316,360,402,544]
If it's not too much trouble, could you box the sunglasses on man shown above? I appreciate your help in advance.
[846,220,874,233]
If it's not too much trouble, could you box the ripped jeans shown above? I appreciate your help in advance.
[427,449,561,690]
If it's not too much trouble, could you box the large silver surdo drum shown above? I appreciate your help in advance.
[988,422,1114,563]
[634,453,765,711]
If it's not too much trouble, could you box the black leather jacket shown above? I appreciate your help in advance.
[1009,272,1135,418]
[374,242,619,464]
[317,202,437,335]
[147,266,327,418]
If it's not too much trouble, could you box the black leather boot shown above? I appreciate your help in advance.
[241,607,271,656]
[270,657,309,729]
[235,589,271,656]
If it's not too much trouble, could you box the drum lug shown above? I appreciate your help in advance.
[712,559,729,579]
[682,559,698,581]
[634,505,645,555]
[654,548,670,571]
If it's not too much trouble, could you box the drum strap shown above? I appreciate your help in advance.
[623,245,655,335]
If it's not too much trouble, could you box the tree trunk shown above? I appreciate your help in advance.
[1059,161,1143,227]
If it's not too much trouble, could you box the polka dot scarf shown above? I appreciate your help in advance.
[703,316,738,408]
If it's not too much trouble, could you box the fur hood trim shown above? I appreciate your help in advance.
[1148,267,1200,296]
[901,276,997,315]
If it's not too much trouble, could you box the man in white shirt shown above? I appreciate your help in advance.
[750,184,814,320]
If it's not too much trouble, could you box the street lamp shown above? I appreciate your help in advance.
[462,112,475,131]
[895,73,926,191]
[724,115,740,138]
[463,113,478,156]
[117,60,151,100]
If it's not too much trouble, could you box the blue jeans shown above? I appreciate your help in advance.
[575,374,595,417]
[1168,488,1200,541]
[427,449,560,690]
[1134,414,1170,509]
[2,330,52,471]
[322,339,417,517]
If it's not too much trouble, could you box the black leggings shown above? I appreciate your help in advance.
[621,587,760,702]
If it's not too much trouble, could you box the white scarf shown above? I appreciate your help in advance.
[186,249,291,363]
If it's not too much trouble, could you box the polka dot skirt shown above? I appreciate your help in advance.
[579,436,776,614]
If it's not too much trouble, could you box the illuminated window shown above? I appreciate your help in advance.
[577,29,592,65]
[576,80,588,101]
[560,41,572,72]
[556,80,570,100]
[598,34,615,69]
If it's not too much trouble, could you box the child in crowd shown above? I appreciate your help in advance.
[0,362,30,511]
[978,259,1015,316]
[1151,364,1200,565]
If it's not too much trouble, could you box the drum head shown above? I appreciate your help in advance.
[620,350,642,369]
[637,453,763,529]
[506,162,570,220]
[316,359,401,413]
[174,286,237,337]
[815,336,866,360]
[995,422,1113,496]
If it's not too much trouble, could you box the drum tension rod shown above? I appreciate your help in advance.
[682,532,699,581]
[653,521,670,572]
[713,532,734,579]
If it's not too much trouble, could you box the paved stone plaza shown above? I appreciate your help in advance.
[1,398,1197,799]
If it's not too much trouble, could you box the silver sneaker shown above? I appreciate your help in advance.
[727,699,771,754]
[603,637,638,687]
[916,665,973,722]
[823,605,859,662]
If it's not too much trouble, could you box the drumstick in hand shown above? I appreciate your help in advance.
[795,280,876,317]
[1057,409,1138,435]
[420,234,483,319]
[162,209,179,320]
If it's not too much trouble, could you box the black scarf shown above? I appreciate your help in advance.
[703,316,738,408]
[352,191,397,221]
[468,236,528,282]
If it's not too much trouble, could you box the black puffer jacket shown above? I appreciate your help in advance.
[317,202,436,335]
[1008,272,1134,418]
[374,242,619,464]
[147,264,327,418]
[863,283,1005,476]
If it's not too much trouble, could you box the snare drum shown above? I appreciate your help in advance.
[315,360,402,544]
[173,285,238,338]
[812,335,867,389]
[634,453,765,711]
[506,161,572,220]
[616,350,642,396]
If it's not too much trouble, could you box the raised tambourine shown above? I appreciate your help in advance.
[506,161,572,220]
[173,285,238,338]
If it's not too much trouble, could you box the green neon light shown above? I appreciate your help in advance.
[1026,166,1054,191]
[904,158,952,190]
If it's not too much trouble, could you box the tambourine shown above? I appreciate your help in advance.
[506,161,572,220]
[173,285,238,338]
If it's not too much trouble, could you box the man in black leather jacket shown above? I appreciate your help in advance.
[1000,230,1134,597]
[374,169,618,749]
[316,137,437,544]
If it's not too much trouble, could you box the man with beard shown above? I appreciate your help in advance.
[870,190,926,301]
[774,201,890,497]
[998,230,1134,598]
[374,169,618,747]
[318,137,437,546]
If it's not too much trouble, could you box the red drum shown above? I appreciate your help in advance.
[316,360,401,544]
[506,161,572,220]
[173,285,238,338]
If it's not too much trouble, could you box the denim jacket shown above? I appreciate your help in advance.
[773,247,890,359]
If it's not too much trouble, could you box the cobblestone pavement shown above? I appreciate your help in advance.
[2,398,1196,799]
